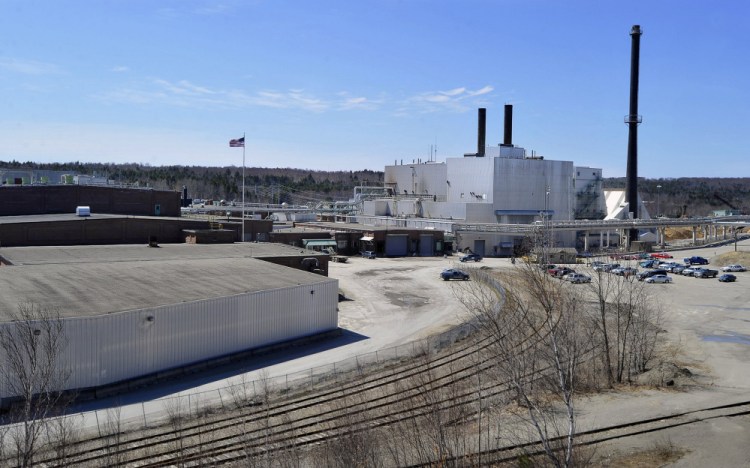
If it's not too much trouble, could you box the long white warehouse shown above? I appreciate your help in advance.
[0,244,338,401]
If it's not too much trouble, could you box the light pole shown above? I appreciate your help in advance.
[656,185,662,217]
[543,186,550,264]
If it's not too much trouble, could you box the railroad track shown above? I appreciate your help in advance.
[28,271,580,467]
[30,287,509,467]
[406,400,750,466]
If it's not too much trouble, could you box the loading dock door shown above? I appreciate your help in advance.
[473,239,486,256]
[419,234,434,256]
[385,234,409,256]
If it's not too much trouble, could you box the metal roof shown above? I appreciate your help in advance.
[0,244,335,321]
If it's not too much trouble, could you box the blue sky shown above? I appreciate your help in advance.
[1,1,748,177]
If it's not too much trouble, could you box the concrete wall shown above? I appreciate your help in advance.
[492,158,575,222]
[385,163,448,198]
[446,157,496,204]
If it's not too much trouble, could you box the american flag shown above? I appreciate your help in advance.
[229,137,245,148]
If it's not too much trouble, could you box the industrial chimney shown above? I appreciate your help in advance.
[502,104,513,146]
[477,108,486,156]
[625,25,643,243]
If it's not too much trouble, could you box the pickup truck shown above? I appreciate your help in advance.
[460,253,483,262]
[693,268,719,278]
[683,256,709,265]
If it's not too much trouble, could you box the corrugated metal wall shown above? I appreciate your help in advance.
[0,280,338,397]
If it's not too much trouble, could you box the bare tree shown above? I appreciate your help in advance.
[45,412,83,467]
[462,264,588,467]
[163,395,188,467]
[0,302,70,467]
[99,406,124,466]
[588,264,663,384]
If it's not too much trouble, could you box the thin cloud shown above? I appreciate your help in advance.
[336,92,382,110]
[407,85,495,112]
[95,78,381,113]
[467,85,493,97]
[111,66,130,73]
[0,57,62,75]
[443,87,466,96]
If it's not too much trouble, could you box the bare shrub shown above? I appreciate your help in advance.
[0,302,71,467]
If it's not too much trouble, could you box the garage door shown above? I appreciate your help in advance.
[473,239,486,256]
[385,234,409,256]
[419,234,434,256]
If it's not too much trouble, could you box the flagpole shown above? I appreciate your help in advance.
[242,132,246,243]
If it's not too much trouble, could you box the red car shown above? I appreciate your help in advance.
[650,252,673,259]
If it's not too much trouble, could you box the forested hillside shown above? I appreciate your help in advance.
[1,161,383,206]
[604,177,750,218]
[3,160,748,216]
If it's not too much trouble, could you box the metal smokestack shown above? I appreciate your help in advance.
[477,108,486,156]
[625,25,643,242]
[502,104,513,146]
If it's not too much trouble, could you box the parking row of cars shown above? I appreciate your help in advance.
[594,257,744,284]
[545,265,592,283]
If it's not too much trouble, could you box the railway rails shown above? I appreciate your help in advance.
[34,330,498,466]
[24,271,506,466]
[407,400,750,467]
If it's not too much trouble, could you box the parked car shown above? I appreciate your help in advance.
[693,268,719,278]
[441,268,469,281]
[671,264,687,274]
[645,274,673,284]
[550,267,576,278]
[616,266,639,277]
[636,269,669,281]
[681,267,698,276]
[460,253,482,263]
[639,259,659,268]
[718,274,737,282]
[602,263,621,272]
[361,250,377,259]
[650,252,673,259]
[564,273,592,284]
[683,256,709,265]
[721,264,747,272]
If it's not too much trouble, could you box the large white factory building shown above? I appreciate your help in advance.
[361,106,607,256]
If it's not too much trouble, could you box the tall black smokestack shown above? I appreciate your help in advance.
[503,104,513,146]
[477,108,486,156]
[625,24,642,243]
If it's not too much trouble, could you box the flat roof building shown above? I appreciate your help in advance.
[0,243,338,402]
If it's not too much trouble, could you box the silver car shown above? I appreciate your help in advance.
[564,273,592,284]
[645,274,672,284]
[722,264,746,272]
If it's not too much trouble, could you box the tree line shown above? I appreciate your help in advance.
[3,160,747,216]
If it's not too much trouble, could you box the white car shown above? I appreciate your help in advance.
[645,274,672,284]
[564,273,591,284]
[722,264,747,272]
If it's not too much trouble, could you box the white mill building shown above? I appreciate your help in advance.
[361,106,608,256]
